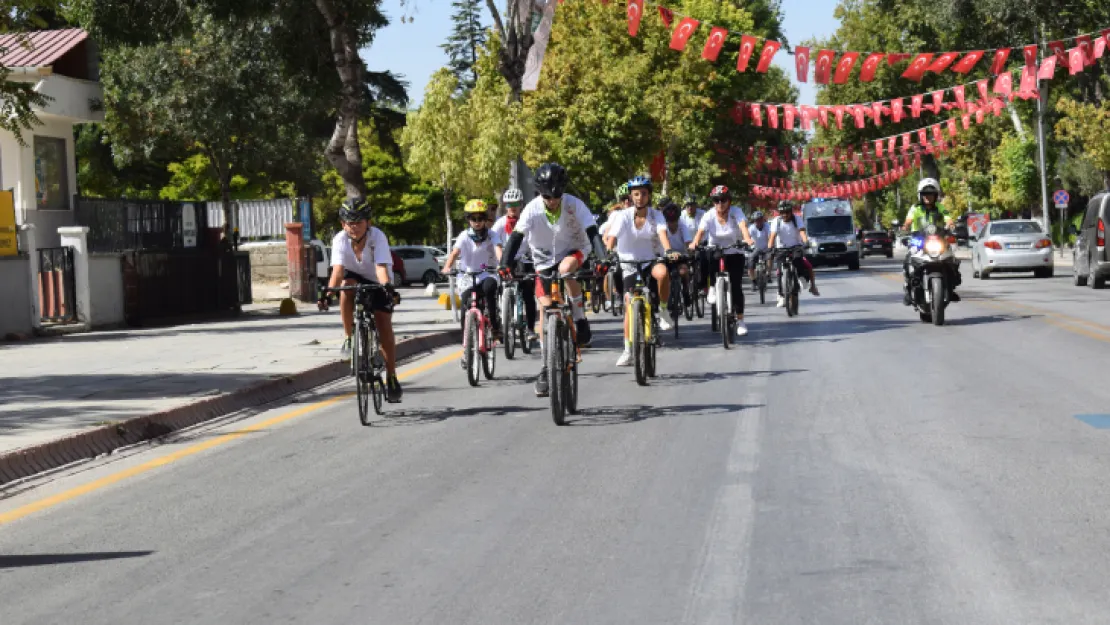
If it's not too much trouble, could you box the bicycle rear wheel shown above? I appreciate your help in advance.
[368,328,385,415]
[566,334,579,415]
[465,311,481,387]
[354,321,371,425]
[547,315,566,425]
[482,320,497,380]
[758,268,767,305]
[632,300,648,386]
[718,278,731,349]
[785,272,797,318]
[501,288,516,360]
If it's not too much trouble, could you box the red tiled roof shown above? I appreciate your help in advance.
[0,28,88,69]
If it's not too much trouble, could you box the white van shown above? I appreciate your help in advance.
[801,199,861,270]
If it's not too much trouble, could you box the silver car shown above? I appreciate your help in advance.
[392,245,447,286]
[971,219,1054,279]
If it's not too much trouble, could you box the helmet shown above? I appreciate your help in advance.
[661,201,680,221]
[616,183,630,200]
[535,163,569,197]
[627,175,653,193]
[917,178,940,197]
[683,193,697,207]
[777,200,794,212]
[502,188,523,204]
[339,196,371,222]
[709,185,731,200]
[463,199,488,215]
[751,211,764,220]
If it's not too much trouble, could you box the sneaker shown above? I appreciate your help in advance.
[706,288,717,305]
[776,295,786,308]
[575,319,592,347]
[903,291,912,306]
[735,320,749,337]
[949,291,961,302]
[386,375,403,403]
[340,335,353,359]
[810,284,820,296]
[659,315,673,331]
[526,331,539,343]
[534,369,550,397]
[616,347,633,367]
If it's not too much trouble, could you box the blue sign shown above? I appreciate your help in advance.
[1053,190,1070,207]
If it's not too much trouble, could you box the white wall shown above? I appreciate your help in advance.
[2,114,81,248]
[33,75,105,123]
[0,255,32,337]
[88,253,124,327]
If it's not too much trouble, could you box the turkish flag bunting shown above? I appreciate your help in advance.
[891,98,904,123]
[658,6,674,28]
[914,154,922,168]
[1023,45,1038,67]
[850,105,867,128]
[947,118,958,137]
[859,53,885,82]
[961,113,971,129]
[833,105,846,129]
[702,27,728,62]
[730,101,747,124]
[953,85,966,109]
[975,103,986,124]
[917,128,928,146]
[932,124,944,144]
[928,52,960,73]
[977,78,990,101]
[910,94,924,118]
[767,105,779,129]
[888,136,897,155]
[736,35,758,72]
[887,53,911,66]
[833,52,859,83]
[1096,32,1108,60]
[875,140,884,158]
[626,0,644,37]
[833,160,841,175]
[871,102,885,127]
[1048,41,1067,65]
[669,18,699,51]
[814,49,835,84]
[833,147,841,161]
[795,46,810,82]
[784,104,797,130]
[901,53,934,81]
[801,106,817,130]
[755,40,782,73]
[951,50,984,73]
[930,90,945,113]
[749,103,762,126]
[993,71,1013,98]
[1068,46,1085,75]
[1038,55,1056,80]
[989,48,1011,75]
[818,105,829,128]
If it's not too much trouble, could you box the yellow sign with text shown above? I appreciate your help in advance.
[0,190,16,256]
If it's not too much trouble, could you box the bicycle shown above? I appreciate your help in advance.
[776,245,805,317]
[499,270,534,360]
[619,257,667,386]
[691,246,707,319]
[448,270,497,386]
[539,270,587,426]
[605,267,624,317]
[666,252,693,339]
[326,283,391,424]
[752,249,771,305]
[586,268,604,315]
[706,242,749,350]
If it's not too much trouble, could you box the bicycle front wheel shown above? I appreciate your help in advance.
[368,328,385,416]
[482,320,497,380]
[354,321,370,425]
[758,269,767,305]
[501,288,516,360]
[547,315,566,425]
[632,300,648,386]
[465,311,481,387]
[718,278,731,349]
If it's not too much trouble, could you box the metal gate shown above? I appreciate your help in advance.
[122,249,251,325]
[39,247,77,324]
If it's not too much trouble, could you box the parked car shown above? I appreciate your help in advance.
[860,230,893,258]
[392,245,445,286]
[970,219,1054,279]
[1073,191,1110,289]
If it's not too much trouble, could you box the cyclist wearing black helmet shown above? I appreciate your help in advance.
[499,162,606,397]
[746,210,772,289]
[690,185,755,337]
[326,196,402,402]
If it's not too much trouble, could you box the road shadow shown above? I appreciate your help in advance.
[566,403,762,426]
[644,369,807,387]
[372,404,543,426]
[0,551,155,569]
[942,314,1032,327]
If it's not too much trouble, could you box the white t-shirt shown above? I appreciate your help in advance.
[771,215,806,248]
[452,230,499,289]
[331,228,392,282]
[608,207,666,264]
[679,209,706,242]
[514,194,597,270]
[662,222,689,252]
[698,207,748,254]
[748,222,771,252]
[492,215,530,262]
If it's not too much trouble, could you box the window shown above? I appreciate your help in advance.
[990,222,1042,235]
[34,137,69,210]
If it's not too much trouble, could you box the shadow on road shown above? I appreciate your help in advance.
[372,404,544,426]
[566,403,762,426]
[0,551,155,569]
[645,369,807,387]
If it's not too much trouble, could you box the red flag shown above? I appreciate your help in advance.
[947,118,958,137]
[1068,46,1084,75]
[887,53,911,66]
[767,105,779,129]
[736,35,758,72]
[871,101,885,127]
[976,78,989,101]
[951,50,984,73]
[875,139,884,158]
[928,52,960,73]
[850,105,867,128]
[888,136,897,155]
[1096,34,1108,60]
[917,128,928,146]
[730,101,747,124]
[669,18,699,51]
[932,124,943,144]
[1047,41,1066,65]
[833,105,846,129]
[795,46,810,82]
[801,105,817,130]
[814,49,835,84]
[901,133,911,152]
[901,53,934,81]
[749,103,762,126]
[626,0,644,37]
[657,6,673,28]
[783,104,797,130]
[975,103,985,124]
[859,53,885,82]
[818,105,829,128]
[989,48,1011,75]
[930,90,945,113]
[702,27,728,62]
[1023,45,1038,67]
[755,40,781,73]
[833,52,859,84]
[891,98,904,123]
[993,71,1012,98]
[910,94,924,118]
[961,112,971,129]
[1038,55,1056,80]
[953,85,966,109]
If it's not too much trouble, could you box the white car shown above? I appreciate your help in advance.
[971,219,1054,279]
[392,245,446,286]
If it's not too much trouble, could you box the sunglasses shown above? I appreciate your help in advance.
[541,194,562,200]
[467,215,486,221]
[713,199,728,204]
[343,219,367,226]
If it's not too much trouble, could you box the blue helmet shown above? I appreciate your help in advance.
[627,175,653,193]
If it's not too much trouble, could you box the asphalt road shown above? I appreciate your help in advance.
[3,257,1110,624]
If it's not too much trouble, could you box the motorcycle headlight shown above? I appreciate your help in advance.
[924,236,946,257]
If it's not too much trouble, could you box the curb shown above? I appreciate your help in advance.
[0,329,461,487]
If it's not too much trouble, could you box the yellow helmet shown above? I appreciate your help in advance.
[463,199,488,215]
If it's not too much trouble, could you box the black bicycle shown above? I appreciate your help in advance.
[666,252,693,339]
[327,283,391,424]
[691,246,707,319]
[541,270,588,425]
[499,270,535,360]
[776,245,805,317]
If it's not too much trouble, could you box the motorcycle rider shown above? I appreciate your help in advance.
[902,178,960,304]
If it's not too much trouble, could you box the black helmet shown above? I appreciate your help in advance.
[776,200,794,212]
[339,196,371,222]
[661,200,681,221]
[534,163,569,198]
[683,193,697,207]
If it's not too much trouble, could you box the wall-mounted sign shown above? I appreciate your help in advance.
[0,190,17,256]
[182,203,198,248]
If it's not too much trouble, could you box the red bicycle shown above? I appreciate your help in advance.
[451,270,497,386]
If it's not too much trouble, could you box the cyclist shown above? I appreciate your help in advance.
[680,193,709,298]
[499,162,606,397]
[746,210,772,291]
[600,201,627,304]
[768,200,820,306]
[442,199,501,339]
[493,188,538,343]
[617,182,633,208]
[326,196,402,402]
[605,178,680,366]
[660,197,693,310]
[901,177,960,303]
[689,185,755,337]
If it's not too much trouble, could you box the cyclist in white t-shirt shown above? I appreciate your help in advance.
[442,199,501,338]
[689,185,755,337]
[768,200,820,306]
[326,197,402,402]
[746,211,772,291]
[492,188,538,343]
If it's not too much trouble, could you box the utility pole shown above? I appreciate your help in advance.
[1035,26,1051,233]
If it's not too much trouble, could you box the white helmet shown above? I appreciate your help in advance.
[917,178,940,196]
[502,188,524,203]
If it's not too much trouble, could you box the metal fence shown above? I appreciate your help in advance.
[207,199,293,240]
[122,250,252,325]
[38,247,77,324]
[77,198,212,253]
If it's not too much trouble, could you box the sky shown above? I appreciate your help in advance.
[363,0,841,107]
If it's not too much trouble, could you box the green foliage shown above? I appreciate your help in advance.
[75,124,175,199]
[990,133,1040,216]
[1055,97,1110,189]
[440,0,487,91]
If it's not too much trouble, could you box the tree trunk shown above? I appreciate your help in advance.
[442,175,454,248]
[315,0,368,199]
[1104,170,1110,191]
[205,150,235,240]
[1007,103,1026,139]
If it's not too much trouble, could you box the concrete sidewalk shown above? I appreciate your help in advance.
[0,287,457,458]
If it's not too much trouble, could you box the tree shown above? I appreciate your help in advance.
[990,133,1040,217]
[75,124,178,199]
[441,0,487,91]
[1055,97,1110,190]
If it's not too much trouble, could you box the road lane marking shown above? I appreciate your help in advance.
[0,350,462,527]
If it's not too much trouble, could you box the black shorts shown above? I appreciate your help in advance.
[342,270,394,313]
[621,262,660,293]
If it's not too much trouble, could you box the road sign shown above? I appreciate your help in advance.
[1053,189,1070,209]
